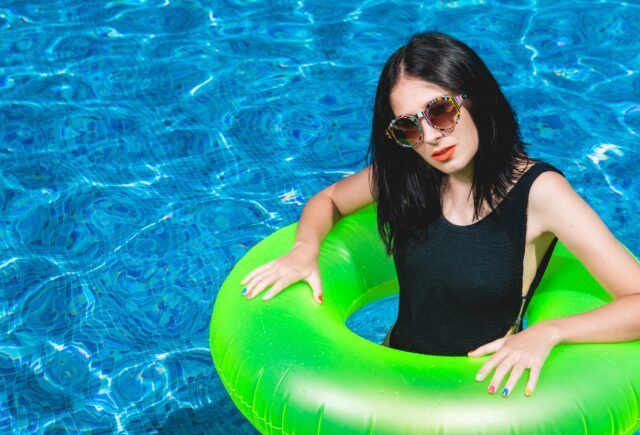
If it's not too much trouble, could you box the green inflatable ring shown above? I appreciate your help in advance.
[210,203,640,434]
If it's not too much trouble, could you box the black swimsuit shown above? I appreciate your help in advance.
[388,161,566,356]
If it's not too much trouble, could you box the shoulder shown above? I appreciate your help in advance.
[530,165,569,196]
[528,163,640,300]
[526,163,579,241]
[528,164,604,255]
[528,165,573,224]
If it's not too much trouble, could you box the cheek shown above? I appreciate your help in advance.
[460,119,479,147]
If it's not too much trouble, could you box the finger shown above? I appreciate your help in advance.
[487,357,516,395]
[246,271,279,298]
[468,337,504,357]
[475,349,509,382]
[261,278,290,301]
[524,362,542,397]
[241,262,276,290]
[501,363,527,397]
[243,269,276,296]
[306,272,323,304]
[240,261,276,286]
[245,270,280,299]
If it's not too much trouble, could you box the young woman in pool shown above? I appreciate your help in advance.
[239,32,640,398]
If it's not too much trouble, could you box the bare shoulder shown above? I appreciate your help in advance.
[514,162,560,239]
[528,169,571,225]
[528,167,640,299]
[529,168,571,207]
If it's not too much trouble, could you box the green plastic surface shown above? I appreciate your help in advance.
[210,203,640,434]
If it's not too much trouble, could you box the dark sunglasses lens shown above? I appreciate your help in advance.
[391,118,420,146]
[428,100,458,129]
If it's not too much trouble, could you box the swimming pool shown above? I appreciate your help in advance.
[0,0,638,433]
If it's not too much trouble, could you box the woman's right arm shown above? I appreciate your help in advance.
[240,165,375,303]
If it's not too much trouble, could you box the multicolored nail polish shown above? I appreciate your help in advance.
[501,388,509,397]
[488,385,496,394]
[525,388,532,397]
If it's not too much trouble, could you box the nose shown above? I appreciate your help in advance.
[419,115,444,146]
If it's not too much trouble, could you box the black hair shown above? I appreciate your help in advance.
[365,31,537,258]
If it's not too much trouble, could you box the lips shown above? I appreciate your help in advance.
[432,145,456,157]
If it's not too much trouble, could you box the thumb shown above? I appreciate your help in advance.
[306,273,323,304]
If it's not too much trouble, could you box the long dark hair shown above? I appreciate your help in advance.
[365,31,536,258]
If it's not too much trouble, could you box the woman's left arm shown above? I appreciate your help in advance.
[531,171,640,341]
[469,171,640,397]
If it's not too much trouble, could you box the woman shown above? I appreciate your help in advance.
[239,32,640,398]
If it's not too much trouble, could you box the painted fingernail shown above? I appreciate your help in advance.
[525,388,532,397]
[488,385,496,394]
[318,295,323,303]
[475,373,482,381]
[501,388,509,397]
[241,288,247,295]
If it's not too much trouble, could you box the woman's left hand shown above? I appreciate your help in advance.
[467,321,562,397]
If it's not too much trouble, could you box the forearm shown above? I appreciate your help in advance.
[543,294,640,344]
[293,194,343,255]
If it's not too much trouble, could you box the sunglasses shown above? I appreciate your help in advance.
[385,92,469,148]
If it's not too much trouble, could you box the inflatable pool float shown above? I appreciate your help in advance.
[210,202,640,434]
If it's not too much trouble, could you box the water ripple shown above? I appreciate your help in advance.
[0,0,638,433]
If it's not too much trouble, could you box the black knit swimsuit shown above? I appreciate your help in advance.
[388,161,566,356]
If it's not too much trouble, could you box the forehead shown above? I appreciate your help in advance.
[389,77,454,117]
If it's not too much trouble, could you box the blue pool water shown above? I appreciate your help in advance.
[1,0,639,433]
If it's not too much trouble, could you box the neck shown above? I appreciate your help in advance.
[442,162,475,203]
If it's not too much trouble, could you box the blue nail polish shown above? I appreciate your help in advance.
[501,388,509,396]
[241,288,247,295]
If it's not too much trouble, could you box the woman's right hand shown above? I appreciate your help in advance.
[240,241,324,304]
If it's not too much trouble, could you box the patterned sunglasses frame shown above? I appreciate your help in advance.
[385,92,469,148]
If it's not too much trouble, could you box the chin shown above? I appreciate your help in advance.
[430,155,472,175]
[429,157,459,169]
